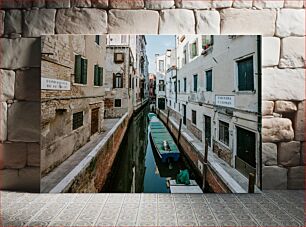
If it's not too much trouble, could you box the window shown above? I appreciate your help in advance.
[192,110,197,125]
[113,73,123,88]
[74,55,87,84]
[159,80,165,91]
[95,35,100,45]
[219,121,229,146]
[190,41,198,58]
[159,60,164,72]
[183,50,187,65]
[169,100,171,107]
[202,35,214,49]
[114,99,121,107]
[183,78,187,92]
[114,53,124,63]
[174,81,177,93]
[94,65,103,86]
[72,112,83,130]
[237,57,254,91]
[178,80,180,93]
[206,70,212,91]
[193,74,198,92]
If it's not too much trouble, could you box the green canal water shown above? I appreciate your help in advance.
[103,104,198,193]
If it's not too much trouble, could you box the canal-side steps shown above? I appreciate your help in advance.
[148,113,180,163]
[157,110,260,193]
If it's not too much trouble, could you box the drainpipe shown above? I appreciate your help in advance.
[175,35,178,103]
[257,35,262,190]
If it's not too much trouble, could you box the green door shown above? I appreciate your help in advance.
[158,98,165,110]
[204,115,211,147]
[236,127,256,169]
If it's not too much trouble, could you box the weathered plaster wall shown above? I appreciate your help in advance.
[0,0,304,191]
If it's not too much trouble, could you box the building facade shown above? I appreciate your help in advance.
[149,73,156,103]
[160,35,261,186]
[41,35,106,176]
[155,50,172,110]
[105,35,148,116]
[104,44,134,118]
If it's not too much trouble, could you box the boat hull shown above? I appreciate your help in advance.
[148,114,180,163]
[150,133,180,163]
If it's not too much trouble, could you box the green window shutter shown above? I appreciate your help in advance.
[238,57,254,91]
[206,70,212,91]
[193,74,197,92]
[94,65,98,86]
[113,73,116,88]
[192,43,196,57]
[120,74,123,88]
[246,58,254,90]
[75,55,82,83]
[81,58,88,84]
[98,67,103,86]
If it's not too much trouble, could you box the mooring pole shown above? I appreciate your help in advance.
[166,109,170,125]
[202,138,209,191]
[178,118,182,143]
[248,173,255,193]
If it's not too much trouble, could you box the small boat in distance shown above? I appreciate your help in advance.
[148,113,180,163]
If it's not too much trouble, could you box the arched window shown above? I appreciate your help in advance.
[113,73,123,88]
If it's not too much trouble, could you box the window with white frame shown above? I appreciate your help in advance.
[219,121,229,146]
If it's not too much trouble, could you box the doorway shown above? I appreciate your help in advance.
[204,115,211,149]
[235,126,256,177]
[182,104,186,125]
[91,108,99,135]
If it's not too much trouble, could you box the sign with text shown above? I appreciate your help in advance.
[41,78,71,91]
[215,95,235,108]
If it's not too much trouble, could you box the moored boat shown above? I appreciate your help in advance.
[148,113,180,163]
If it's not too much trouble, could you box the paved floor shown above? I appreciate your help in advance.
[1,190,304,226]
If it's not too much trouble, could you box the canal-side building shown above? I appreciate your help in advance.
[165,48,177,115]
[41,35,106,176]
[167,35,260,185]
[155,50,172,110]
[149,73,156,103]
[134,35,149,110]
[104,43,135,118]
[105,35,149,116]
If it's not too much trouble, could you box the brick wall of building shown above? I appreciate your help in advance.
[0,0,304,191]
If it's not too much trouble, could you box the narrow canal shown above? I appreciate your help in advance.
[103,104,199,193]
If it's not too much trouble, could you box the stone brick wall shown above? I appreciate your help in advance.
[0,0,304,191]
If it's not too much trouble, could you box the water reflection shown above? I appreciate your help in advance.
[103,105,192,193]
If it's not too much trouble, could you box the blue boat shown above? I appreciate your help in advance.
[148,113,180,163]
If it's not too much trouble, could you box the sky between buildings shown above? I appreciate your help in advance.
[146,35,175,74]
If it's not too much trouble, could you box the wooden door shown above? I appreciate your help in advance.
[91,108,99,135]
